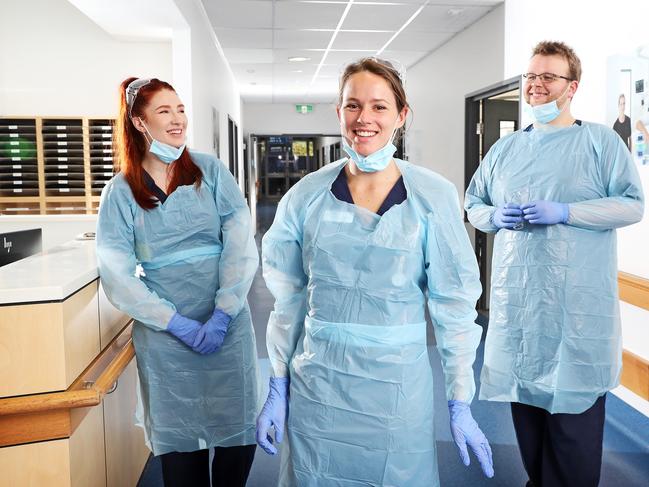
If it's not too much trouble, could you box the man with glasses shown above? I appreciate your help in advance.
[465,41,644,487]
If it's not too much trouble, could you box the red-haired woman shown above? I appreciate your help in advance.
[96,77,260,487]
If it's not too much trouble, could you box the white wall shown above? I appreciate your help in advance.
[173,1,243,172]
[405,5,505,199]
[243,103,340,137]
[0,0,172,117]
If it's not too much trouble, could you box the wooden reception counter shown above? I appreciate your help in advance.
[0,239,149,487]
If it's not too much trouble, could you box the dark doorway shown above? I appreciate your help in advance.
[228,116,239,181]
[243,138,250,202]
[465,77,520,313]
[252,134,341,202]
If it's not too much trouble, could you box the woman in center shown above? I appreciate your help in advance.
[256,58,494,486]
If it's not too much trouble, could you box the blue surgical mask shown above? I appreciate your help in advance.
[342,117,400,173]
[149,139,185,164]
[525,85,571,125]
[141,121,186,164]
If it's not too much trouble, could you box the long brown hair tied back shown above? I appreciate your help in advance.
[114,77,202,210]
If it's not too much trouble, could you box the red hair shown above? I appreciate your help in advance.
[114,77,202,210]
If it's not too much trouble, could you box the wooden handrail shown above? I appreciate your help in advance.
[619,271,649,312]
[0,320,134,417]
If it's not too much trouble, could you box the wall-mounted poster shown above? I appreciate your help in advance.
[607,46,649,166]
[212,107,220,158]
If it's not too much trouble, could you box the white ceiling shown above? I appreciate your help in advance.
[203,0,503,103]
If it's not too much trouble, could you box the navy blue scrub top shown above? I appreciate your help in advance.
[143,170,168,204]
[330,165,407,216]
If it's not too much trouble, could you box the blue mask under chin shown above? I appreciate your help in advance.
[525,85,571,125]
[140,120,186,164]
[341,117,400,173]
[149,139,186,164]
[342,139,397,173]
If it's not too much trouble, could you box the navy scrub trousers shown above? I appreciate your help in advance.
[160,445,257,487]
[511,394,607,487]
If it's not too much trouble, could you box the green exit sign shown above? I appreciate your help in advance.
[295,104,313,114]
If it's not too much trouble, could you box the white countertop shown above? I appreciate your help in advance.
[0,239,98,304]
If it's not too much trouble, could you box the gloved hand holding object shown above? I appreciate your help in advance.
[521,200,569,225]
[256,377,289,455]
[166,312,202,348]
[192,308,231,355]
[491,203,524,229]
[448,400,494,478]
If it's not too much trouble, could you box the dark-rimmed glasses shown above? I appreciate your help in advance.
[523,72,573,83]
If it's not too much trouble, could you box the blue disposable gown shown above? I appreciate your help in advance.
[465,122,644,414]
[96,151,260,455]
[263,159,483,487]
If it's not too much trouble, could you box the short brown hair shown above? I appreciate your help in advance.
[531,41,582,82]
[338,58,409,140]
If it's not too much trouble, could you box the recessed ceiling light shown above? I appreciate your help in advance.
[447,8,464,16]
[292,69,304,73]
[250,82,257,85]
[246,68,256,74]
[289,56,311,62]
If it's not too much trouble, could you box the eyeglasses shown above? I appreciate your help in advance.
[523,72,573,83]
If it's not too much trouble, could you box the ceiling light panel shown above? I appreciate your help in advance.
[274,63,317,75]
[273,1,349,29]
[332,30,394,50]
[385,29,450,51]
[273,49,322,63]
[214,28,273,49]
[202,0,273,29]
[273,29,332,49]
[321,50,376,66]
[222,48,274,64]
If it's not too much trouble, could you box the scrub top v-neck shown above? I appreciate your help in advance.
[330,164,407,215]
[143,169,168,204]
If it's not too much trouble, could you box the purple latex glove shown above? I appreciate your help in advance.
[491,203,524,229]
[256,377,289,455]
[521,200,569,225]
[166,312,202,348]
[192,308,231,355]
[448,400,494,478]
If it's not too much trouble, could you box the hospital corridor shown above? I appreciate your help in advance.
[1,1,649,486]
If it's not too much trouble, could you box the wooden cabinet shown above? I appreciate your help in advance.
[0,278,148,487]
[104,359,149,487]
[0,281,100,398]
[0,405,108,487]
